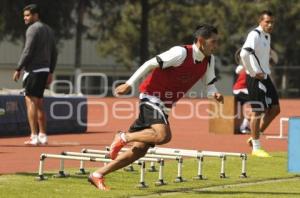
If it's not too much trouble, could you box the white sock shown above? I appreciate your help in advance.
[31,134,38,139]
[39,133,47,137]
[92,172,103,178]
[120,132,127,143]
[252,139,261,151]
[240,118,249,129]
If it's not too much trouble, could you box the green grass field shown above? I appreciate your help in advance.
[1,152,300,198]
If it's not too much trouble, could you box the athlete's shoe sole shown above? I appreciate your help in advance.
[24,139,39,146]
[252,149,271,157]
[88,175,110,190]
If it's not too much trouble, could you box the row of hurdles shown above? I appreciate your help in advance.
[37,147,248,188]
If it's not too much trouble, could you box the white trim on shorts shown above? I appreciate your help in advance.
[144,101,168,124]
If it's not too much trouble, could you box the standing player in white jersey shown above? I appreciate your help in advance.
[88,24,224,190]
[240,10,280,157]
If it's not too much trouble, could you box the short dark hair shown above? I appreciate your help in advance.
[259,10,273,21]
[23,4,40,15]
[193,24,218,43]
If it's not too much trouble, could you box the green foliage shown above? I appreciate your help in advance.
[94,0,300,68]
[0,0,75,42]
[95,1,140,70]
[265,0,300,65]
[0,0,299,68]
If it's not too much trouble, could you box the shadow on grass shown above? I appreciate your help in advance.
[15,172,90,180]
[194,190,300,196]
[144,187,300,198]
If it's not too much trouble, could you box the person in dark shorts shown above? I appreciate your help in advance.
[233,49,250,134]
[12,4,57,145]
[88,24,224,190]
[240,10,280,157]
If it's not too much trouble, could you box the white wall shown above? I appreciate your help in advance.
[0,40,234,95]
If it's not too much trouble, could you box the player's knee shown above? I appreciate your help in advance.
[132,144,149,158]
[275,106,280,116]
[271,106,280,117]
[163,133,172,144]
[155,132,172,145]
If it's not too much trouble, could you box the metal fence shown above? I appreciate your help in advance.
[271,66,300,98]
[25,65,300,98]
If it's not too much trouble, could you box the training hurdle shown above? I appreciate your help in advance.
[266,117,289,139]
[135,147,247,178]
[37,147,247,188]
[85,147,247,179]
[37,152,167,187]
[200,151,247,178]
[37,153,160,188]
[81,148,184,183]
[129,147,247,179]
[61,151,168,186]
[37,153,111,181]
[148,147,247,179]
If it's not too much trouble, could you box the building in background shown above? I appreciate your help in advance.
[0,39,132,96]
[0,39,298,98]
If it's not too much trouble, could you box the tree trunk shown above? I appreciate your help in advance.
[139,0,149,65]
[74,0,87,94]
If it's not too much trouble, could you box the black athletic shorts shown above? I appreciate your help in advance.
[234,92,249,106]
[129,99,169,133]
[246,75,279,112]
[23,72,49,98]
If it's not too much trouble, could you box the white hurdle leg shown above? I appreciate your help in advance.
[220,155,226,178]
[194,156,204,180]
[36,155,47,180]
[240,154,247,178]
[76,149,89,175]
[174,157,186,182]
[155,159,167,186]
[53,159,69,178]
[148,161,157,172]
[137,161,148,188]
[78,160,87,174]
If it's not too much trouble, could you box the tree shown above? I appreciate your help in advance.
[139,0,149,64]
[95,0,300,66]
[92,1,137,70]
[0,0,74,43]
[2,1,298,96]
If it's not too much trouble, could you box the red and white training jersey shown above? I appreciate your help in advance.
[233,65,248,95]
[139,45,210,108]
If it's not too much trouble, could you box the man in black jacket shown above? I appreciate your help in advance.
[12,4,57,145]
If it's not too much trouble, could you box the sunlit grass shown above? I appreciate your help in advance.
[0,152,299,198]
